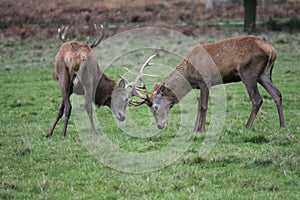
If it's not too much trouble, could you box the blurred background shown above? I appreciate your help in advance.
[0,0,299,39]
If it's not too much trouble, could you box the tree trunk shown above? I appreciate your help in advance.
[244,0,257,33]
[205,0,214,10]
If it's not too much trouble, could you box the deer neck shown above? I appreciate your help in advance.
[159,61,193,107]
[94,73,116,108]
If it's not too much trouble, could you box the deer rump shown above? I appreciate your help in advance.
[54,41,99,81]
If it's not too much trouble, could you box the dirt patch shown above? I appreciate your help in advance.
[0,0,299,39]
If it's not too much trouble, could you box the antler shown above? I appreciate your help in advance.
[90,24,104,48]
[121,54,157,106]
[58,26,68,42]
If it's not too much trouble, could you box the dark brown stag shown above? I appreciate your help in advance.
[131,35,285,132]
[47,24,130,137]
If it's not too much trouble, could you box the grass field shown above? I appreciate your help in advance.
[0,31,300,199]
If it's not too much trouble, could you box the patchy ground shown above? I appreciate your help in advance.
[0,0,299,39]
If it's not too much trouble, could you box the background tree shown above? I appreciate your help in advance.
[205,0,214,10]
[244,0,257,33]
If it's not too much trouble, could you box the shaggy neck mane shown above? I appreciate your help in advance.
[94,73,116,108]
[152,60,193,107]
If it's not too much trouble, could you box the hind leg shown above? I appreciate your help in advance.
[259,75,285,128]
[240,71,263,128]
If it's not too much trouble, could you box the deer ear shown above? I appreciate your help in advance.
[157,83,166,95]
[118,79,126,88]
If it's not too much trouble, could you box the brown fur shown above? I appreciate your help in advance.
[54,40,91,81]
[151,35,285,132]
[47,39,118,137]
[94,73,116,108]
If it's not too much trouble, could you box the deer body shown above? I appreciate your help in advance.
[47,26,129,137]
[149,35,285,132]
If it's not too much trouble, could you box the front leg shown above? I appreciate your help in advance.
[194,86,209,132]
[83,84,98,135]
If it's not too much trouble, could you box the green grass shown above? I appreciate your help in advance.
[1,32,300,199]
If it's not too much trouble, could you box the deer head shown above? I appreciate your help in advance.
[111,79,129,121]
[123,54,172,129]
[127,54,181,130]
[148,83,170,129]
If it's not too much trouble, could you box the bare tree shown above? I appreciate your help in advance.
[205,0,215,10]
[244,0,257,33]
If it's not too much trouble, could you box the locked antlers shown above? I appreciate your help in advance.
[120,54,157,106]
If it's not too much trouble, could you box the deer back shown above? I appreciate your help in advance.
[185,35,277,86]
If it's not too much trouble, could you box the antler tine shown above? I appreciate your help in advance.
[118,74,130,85]
[119,54,156,107]
[90,24,104,48]
[124,67,139,76]
[58,26,68,42]
[142,54,157,67]
[128,99,146,107]
[132,54,157,87]
[131,88,146,99]
[141,73,157,78]
[126,54,157,103]
[139,54,157,77]
[136,53,157,92]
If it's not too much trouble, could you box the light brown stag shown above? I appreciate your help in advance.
[46,25,130,137]
[131,35,285,132]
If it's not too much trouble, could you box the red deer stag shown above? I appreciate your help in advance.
[131,35,285,132]
[46,24,130,137]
